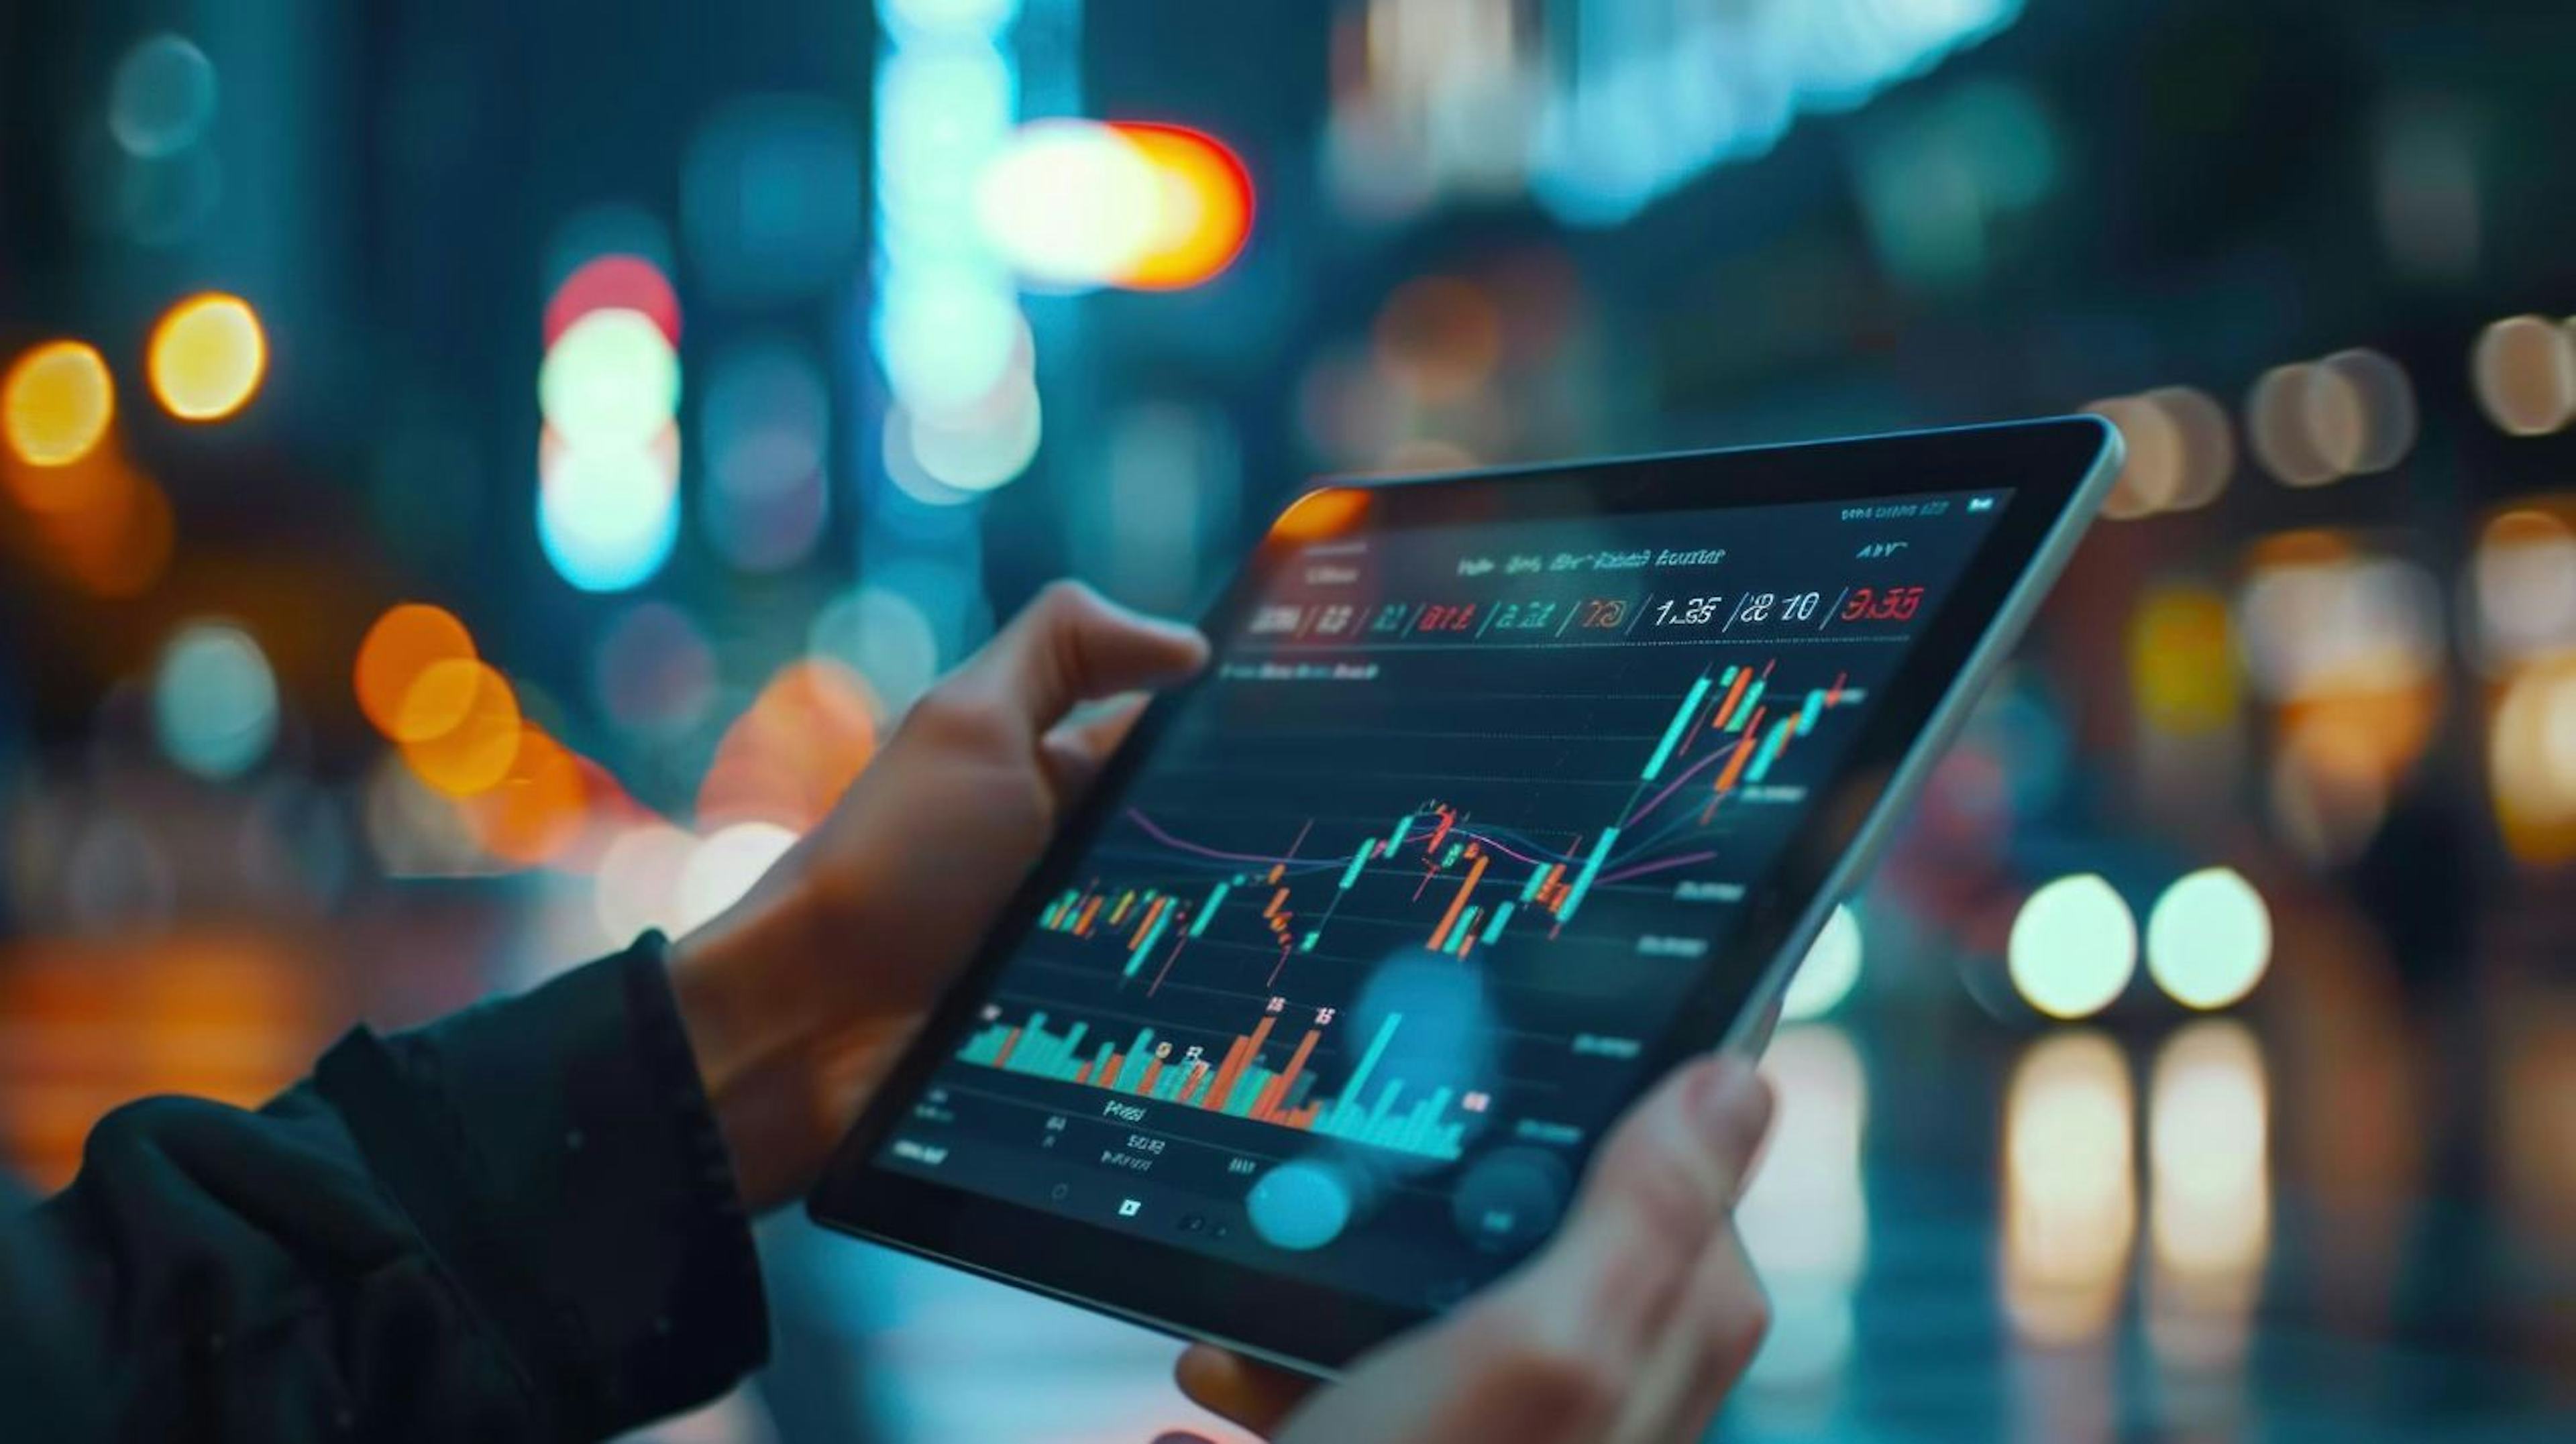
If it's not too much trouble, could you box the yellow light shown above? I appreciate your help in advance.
[2128,584,2238,736]
[2143,867,2271,1009]
[2007,873,2137,1020]
[3,341,115,467]
[148,293,268,421]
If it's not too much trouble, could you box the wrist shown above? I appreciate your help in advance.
[668,889,839,1209]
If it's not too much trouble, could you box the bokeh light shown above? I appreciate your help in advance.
[148,293,267,421]
[975,119,1167,288]
[975,119,1252,291]
[2086,394,2184,520]
[1781,903,1864,1021]
[396,659,525,796]
[2470,507,2576,671]
[1737,1025,1868,1390]
[592,602,718,736]
[539,309,680,450]
[3,341,115,467]
[2003,1031,2135,1345]
[25,451,177,599]
[2487,652,2576,866]
[460,726,590,867]
[2143,867,2272,1010]
[2472,315,2576,437]
[542,255,682,349]
[698,661,880,832]
[2246,362,2347,487]
[903,376,1042,494]
[2129,585,2239,737]
[1112,123,1254,290]
[2147,386,2238,512]
[879,283,1026,415]
[678,822,801,934]
[355,603,477,737]
[2147,1020,2270,1304]
[537,426,682,593]
[2235,541,2443,702]
[108,34,219,159]
[2007,873,2137,1020]
[810,586,942,718]
[152,621,278,781]
[2314,348,2419,475]
[595,823,700,944]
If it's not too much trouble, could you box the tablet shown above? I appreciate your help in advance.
[810,418,2121,1374]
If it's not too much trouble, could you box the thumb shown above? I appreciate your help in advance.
[957,580,1208,732]
[1509,1055,1772,1356]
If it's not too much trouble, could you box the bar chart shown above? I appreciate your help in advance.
[956,1004,1477,1162]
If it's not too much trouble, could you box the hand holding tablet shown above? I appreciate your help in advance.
[763,420,2115,1384]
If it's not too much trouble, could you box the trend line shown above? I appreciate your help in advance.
[1597,850,1720,886]
[1624,746,1729,829]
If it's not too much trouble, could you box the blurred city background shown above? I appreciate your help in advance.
[6,0,2576,1439]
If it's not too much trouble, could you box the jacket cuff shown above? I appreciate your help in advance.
[314,934,768,1437]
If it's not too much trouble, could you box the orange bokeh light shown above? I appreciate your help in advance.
[2,340,115,468]
[1110,123,1253,290]
[697,659,879,832]
[464,726,593,867]
[397,659,526,795]
[5,435,175,598]
[356,604,479,738]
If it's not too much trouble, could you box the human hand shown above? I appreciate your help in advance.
[1175,1054,1774,1444]
[670,581,1209,1211]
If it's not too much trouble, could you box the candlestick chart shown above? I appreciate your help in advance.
[944,648,1873,1164]
[877,487,2011,1304]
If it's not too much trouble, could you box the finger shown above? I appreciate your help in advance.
[1040,693,1149,802]
[961,580,1208,730]
[1175,1343,1321,1437]
[1517,1055,1773,1360]
[1608,1223,1768,1444]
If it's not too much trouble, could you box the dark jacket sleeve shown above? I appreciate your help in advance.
[5,933,769,1442]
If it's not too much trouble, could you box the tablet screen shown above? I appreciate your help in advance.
[875,484,2012,1311]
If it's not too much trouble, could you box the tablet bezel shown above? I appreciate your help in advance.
[808,416,2120,1375]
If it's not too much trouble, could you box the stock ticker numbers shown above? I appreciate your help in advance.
[1244,582,1931,648]
[882,492,2008,1302]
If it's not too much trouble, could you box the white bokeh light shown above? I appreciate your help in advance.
[2144,867,2272,1011]
[2008,873,2138,1021]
